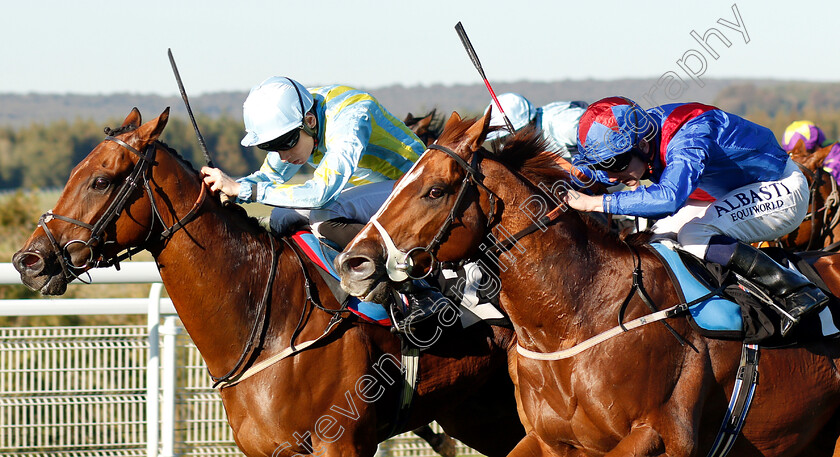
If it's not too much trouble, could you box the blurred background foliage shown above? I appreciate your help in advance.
[3,79,840,326]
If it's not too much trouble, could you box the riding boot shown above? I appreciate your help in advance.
[724,241,829,336]
[395,280,446,332]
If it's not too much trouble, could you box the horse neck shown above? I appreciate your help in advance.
[483,163,640,352]
[146,149,312,374]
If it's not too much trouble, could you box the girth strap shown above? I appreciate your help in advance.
[705,343,760,457]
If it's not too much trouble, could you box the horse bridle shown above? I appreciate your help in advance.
[373,143,499,282]
[37,135,206,282]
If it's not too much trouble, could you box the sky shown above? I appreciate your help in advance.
[0,0,837,96]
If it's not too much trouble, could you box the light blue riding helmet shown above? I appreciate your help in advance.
[240,76,314,147]
[484,93,536,141]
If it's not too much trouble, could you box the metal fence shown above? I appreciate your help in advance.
[0,262,481,457]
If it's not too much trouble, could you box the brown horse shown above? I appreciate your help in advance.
[11,108,525,457]
[336,110,840,456]
[774,140,840,251]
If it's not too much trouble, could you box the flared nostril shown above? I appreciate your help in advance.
[344,256,376,279]
[13,251,44,274]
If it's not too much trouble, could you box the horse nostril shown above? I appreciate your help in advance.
[346,257,369,273]
[336,252,376,279]
[13,251,44,274]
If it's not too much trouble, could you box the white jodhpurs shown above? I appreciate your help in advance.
[651,159,809,259]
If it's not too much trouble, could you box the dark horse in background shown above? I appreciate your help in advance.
[337,109,840,456]
[404,110,444,147]
[11,108,525,457]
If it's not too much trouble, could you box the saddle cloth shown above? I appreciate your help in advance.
[291,231,391,326]
[290,231,507,329]
[649,240,840,344]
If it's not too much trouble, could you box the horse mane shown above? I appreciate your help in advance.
[104,122,264,231]
[436,117,573,187]
[437,116,644,248]
[495,126,571,184]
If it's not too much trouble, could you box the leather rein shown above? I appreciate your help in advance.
[796,163,840,250]
[37,134,348,388]
[37,136,207,282]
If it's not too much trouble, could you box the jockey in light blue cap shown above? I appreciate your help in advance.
[568,96,827,337]
[202,76,425,242]
[484,93,587,159]
[200,76,445,330]
[485,93,536,142]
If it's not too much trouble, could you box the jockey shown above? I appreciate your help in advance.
[565,96,829,336]
[782,120,840,183]
[201,76,440,325]
[202,76,424,245]
[782,120,828,153]
[484,93,588,159]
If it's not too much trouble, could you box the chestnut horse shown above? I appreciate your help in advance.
[11,108,525,457]
[775,140,840,251]
[336,110,840,456]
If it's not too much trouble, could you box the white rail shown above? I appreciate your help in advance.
[0,262,473,457]
[0,262,179,457]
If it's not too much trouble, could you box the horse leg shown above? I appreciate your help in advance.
[505,432,592,457]
[602,424,670,457]
[411,424,457,457]
[509,347,534,433]
[505,433,558,457]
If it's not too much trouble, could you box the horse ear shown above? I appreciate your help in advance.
[465,105,492,150]
[415,112,433,134]
[444,111,462,132]
[790,139,808,162]
[122,107,142,129]
[134,107,170,143]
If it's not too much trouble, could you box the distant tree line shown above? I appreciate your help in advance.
[713,82,840,141]
[4,81,840,191]
[0,115,263,190]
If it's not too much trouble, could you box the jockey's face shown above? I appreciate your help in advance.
[605,139,649,189]
[278,113,317,165]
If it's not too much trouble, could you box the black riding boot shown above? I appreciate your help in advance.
[725,242,828,336]
[394,280,446,332]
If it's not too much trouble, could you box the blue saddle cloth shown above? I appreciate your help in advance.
[290,231,391,326]
[649,242,743,334]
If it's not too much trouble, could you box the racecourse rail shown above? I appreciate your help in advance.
[0,262,475,457]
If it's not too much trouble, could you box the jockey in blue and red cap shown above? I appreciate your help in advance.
[567,96,827,336]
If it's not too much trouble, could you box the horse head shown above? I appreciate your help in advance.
[337,110,501,299]
[337,108,571,302]
[12,107,200,294]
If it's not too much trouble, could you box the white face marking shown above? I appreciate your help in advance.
[371,154,429,221]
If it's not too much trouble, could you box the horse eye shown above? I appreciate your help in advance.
[92,177,111,191]
[426,187,444,199]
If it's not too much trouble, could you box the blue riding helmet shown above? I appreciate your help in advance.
[575,96,654,167]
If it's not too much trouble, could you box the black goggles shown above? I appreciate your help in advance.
[257,127,301,152]
[591,149,636,173]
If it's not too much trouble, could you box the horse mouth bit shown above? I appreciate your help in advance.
[371,218,436,283]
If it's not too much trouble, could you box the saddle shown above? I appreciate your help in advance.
[649,241,840,346]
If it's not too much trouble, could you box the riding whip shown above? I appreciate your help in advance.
[167,48,215,168]
[454,22,516,134]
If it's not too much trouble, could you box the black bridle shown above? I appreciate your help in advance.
[37,135,206,282]
[374,143,500,281]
